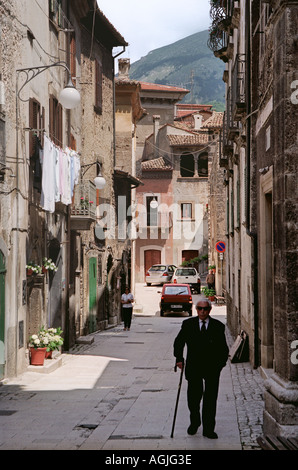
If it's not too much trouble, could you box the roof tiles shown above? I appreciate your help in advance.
[141,156,173,171]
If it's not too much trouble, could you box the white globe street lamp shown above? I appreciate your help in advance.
[59,78,81,109]
[94,174,106,190]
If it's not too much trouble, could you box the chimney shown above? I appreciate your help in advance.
[153,115,160,158]
[118,58,130,79]
[194,113,203,130]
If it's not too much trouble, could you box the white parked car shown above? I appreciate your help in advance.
[172,267,201,294]
[145,264,177,286]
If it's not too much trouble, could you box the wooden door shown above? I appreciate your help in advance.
[144,250,161,273]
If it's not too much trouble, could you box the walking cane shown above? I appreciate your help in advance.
[170,360,184,438]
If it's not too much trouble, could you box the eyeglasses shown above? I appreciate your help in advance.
[196,306,210,311]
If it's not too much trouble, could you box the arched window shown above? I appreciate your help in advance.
[198,152,208,177]
[180,153,194,177]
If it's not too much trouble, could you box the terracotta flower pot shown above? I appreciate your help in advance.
[45,350,52,359]
[27,269,33,276]
[30,347,47,366]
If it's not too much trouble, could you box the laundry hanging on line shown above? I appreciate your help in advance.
[40,134,81,213]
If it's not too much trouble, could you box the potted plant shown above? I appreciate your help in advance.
[202,286,216,302]
[39,326,64,358]
[42,257,58,273]
[28,332,49,365]
[26,262,42,276]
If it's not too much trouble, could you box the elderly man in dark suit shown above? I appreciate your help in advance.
[173,296,229,439]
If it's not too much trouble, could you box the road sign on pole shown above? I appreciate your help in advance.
[215,241,226,253]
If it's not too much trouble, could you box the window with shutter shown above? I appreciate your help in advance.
[49,0,63,29]
[29,98,44,192]
[95,60,103,114]
[69,133,76,151]
[236,179,240,228]
[146,196,158,226]
[181,203,192,219]
[0,116,5,169]
[29,98,43,157]
[49,95,63,147]
[231,187,234,234]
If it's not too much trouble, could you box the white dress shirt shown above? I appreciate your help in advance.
[199,318,209,330]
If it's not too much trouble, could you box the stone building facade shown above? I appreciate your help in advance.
[135,105,224,284]
[209,0,298,437]
[0,0,130,379]
[114,58,145,297]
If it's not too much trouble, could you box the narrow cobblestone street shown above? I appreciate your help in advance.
[225,330,265,450]
[0,285,267,453]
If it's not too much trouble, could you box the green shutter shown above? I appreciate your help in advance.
[236,179,240,228]
[89,258,97,333]
[0,251,6,379]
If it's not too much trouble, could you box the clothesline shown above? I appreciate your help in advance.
[40,134,81,213]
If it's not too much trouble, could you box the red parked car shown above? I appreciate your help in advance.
[159,283,193,316]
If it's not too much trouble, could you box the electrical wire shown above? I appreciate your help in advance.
[144,136,218,158]
[10,13,60,62]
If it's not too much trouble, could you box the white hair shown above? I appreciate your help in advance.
[196,295,212,308]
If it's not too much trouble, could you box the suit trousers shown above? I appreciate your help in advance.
[187,371,220,433]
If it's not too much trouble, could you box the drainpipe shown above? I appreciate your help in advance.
[245,0,259,369]
[15,75,20,376]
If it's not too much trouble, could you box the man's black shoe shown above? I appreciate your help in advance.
[203,431,218,439]
[187,424,199,435]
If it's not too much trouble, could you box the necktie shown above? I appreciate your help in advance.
[201,321,206,332]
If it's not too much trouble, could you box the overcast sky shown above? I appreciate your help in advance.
[97,0,212,64]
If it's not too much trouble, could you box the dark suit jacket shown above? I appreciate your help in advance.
[173,316,229,381]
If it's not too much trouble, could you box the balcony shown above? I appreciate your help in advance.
[208,26,229,62]
[208,1,230,62]
[226,87,240,140]
[70,180,97,230]
[219,129,228,167]
[222,111,234,160]
[232,54,246,119]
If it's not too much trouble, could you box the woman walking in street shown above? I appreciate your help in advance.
[121,286,134,331]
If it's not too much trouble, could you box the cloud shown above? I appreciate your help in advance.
[97,0,211,63]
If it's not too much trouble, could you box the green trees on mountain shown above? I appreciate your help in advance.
[130,30,225,109]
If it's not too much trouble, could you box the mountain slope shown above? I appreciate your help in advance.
[129,30,225,111]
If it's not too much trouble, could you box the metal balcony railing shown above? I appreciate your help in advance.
[219,129,228,166]
[222,111,233,157]
[232,54,246,118]
[137,211,173,230]
[226,87,240,137]
[71,180,97,219]
[208,1,229,55]
[209,0,227,21]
